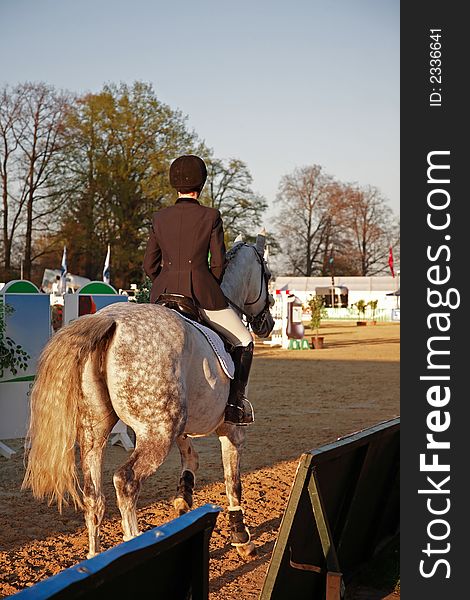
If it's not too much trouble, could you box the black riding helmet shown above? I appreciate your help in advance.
[169,155,207,194]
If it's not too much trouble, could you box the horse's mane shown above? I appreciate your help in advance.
[225,241,246,262]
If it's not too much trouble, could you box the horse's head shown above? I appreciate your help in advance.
[222,230,275,339]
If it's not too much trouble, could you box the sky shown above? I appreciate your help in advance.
[0,0,399,227]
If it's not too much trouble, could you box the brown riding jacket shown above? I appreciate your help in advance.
[143,197,228,310]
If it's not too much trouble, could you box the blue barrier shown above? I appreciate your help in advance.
[12,504,222,599]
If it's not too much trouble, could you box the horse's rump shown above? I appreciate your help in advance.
[102,303,229,436]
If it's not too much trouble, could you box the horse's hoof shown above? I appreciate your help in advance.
[174,497,191,515]
[236,541,257,559]
[122,531,142,542]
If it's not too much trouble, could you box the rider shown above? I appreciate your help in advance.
[143,154,254,425]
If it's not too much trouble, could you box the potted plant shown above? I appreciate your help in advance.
[367,299,378,325]
[353,299,367,325]
[307,295,327,348]
[135,276,152,303]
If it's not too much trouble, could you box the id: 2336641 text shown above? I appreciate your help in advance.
[429,29,442,107]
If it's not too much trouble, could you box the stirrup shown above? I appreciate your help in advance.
[224,399,255,426]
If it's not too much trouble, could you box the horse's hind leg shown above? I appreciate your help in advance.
[174,434,199,515]
[216,424,256,558]
[80,422,116,558]
[79,360,118,558]
[113,435,173,542]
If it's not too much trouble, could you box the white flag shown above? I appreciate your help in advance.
[103,244,110,284]
[59,246,67,294]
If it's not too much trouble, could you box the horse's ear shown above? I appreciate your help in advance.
[255,229,266,254]
[233,233,244,244]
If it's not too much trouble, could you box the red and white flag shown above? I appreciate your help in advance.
[388,246,395,278]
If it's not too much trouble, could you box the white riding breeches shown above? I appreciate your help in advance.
[201,306,253,347]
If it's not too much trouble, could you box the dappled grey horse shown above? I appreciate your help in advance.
[22,233,274,559]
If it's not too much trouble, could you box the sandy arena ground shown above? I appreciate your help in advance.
[0,321,400,599]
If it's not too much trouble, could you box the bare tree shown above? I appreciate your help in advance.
[274,165,334,276]
[273,166,399,277]
[341,185,399,275]
[203,158,267,243]
[1,85,26,276]
[14,83,71,279]
[0,83,71,280]
[313,182,357,275]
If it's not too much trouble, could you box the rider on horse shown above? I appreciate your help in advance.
[143,154,254,425]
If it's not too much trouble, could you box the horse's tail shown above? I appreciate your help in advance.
[22,313,117,512]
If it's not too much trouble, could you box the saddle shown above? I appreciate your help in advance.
[156,293,205,324]
[155,293,234,352]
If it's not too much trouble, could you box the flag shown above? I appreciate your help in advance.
[264,244,270,262]
[388,246,395,278]
[59,246,67,293]
[103,244,110,284]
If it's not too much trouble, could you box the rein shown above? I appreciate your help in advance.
[223,243,272,328]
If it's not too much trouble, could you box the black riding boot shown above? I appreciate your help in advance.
[225,342,255,425]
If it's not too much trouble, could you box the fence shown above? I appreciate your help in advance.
[0,280,132,457]
[12,504,221,600]
[264,294,399,349]
[260,417,400,600]
[323,307,395,322]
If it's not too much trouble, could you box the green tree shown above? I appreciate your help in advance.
[56,81,208,289]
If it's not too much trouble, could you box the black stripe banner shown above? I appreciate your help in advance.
[401,2,467,598]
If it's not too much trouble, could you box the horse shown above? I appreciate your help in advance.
[22,232,274,560]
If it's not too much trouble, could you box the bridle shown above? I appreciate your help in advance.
[224,243,274,337]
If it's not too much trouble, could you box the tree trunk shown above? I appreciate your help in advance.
[2,176,11,270]
[23,188,34,280]
[23,140,37,281]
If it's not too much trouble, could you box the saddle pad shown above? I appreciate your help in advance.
[173,312,235,379]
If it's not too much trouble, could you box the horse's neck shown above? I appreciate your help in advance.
[221,248,254,309]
